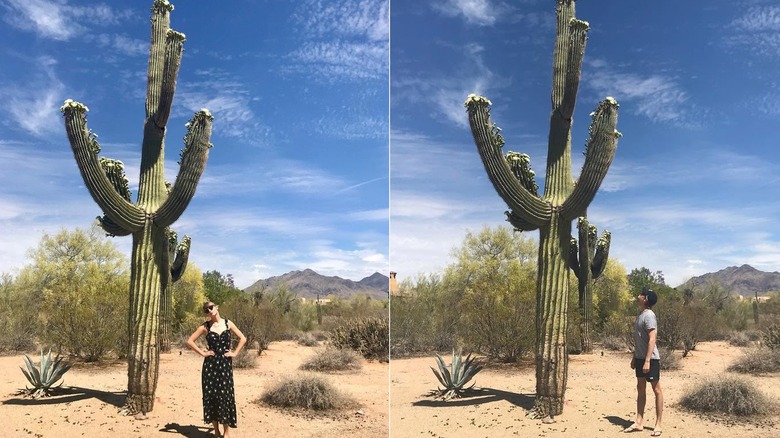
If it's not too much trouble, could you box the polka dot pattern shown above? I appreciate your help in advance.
[201,319,237,428]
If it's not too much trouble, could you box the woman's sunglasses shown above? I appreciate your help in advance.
[204,305,215,314]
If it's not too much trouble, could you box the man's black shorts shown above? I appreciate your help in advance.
[634,358,660,382]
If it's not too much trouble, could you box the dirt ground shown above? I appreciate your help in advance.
[0,340,388,437]
[390,341,780,438]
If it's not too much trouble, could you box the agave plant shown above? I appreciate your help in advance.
[19,349,72,399]
[430,350,484,400]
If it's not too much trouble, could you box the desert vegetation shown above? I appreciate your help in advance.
[259,374,359,411]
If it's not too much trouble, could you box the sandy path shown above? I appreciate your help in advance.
[1,341,388,437]
[390,342,780,438]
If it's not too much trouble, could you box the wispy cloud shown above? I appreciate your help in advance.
[393,44,498,129]
[287,0,388,81]
[0,56,64,136]
[727,4,780,57]
[85,33,148,57]
[176,69,271,145]
[432,0,506,26]
[1,0,132,41]
[585,59,695,126]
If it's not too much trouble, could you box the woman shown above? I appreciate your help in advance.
[187,301,247,438]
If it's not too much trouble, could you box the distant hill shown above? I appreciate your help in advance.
[244,269,389,301]
[680,264,780,297]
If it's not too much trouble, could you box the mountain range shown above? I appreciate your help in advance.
[244,269,389,301]
[680,264,780,297]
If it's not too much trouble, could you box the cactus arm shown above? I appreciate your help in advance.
[146,0,175,122]
[97,216,133,237]
[153,110,213,228]
[466,95,552,226]
[506,210,541,232]
[558,18,589,120]
[61,101,146,231]
[560,97,620,220]
[551,1,576,111]
[591,230,611,279]
[170,235,190,282]
[567,236,580,274]
[154,30,185,128]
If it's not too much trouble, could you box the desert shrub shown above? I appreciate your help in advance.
[680,303,719,357]
[330,317,388,362]
[727,348,780,374]
[659,346,681,370]
[0,275,38,353]
[232,348,256,369]
[746,330,764,342]
[260,374,358,410]
[726,331,752,347]
[679,376,772,416]
[600,335,627,351]
[299,348,362,372]
[599,314,634,351]
[763,324,780,350]
[296,332,319,347]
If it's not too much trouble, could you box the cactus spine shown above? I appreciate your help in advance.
[61,0,212,414]
[465,0,620,418]
[568,217,610,354]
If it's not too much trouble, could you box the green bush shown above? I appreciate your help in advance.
[259,373,358,410]
[299,348,362,372]
[727,348,780,374]
[679,376,772,416]
[330,317,388,362]
[763,324,780,350]
[600,335,627,351]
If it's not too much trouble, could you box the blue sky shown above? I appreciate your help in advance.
[390,0,780,287]
[0,0,388,288]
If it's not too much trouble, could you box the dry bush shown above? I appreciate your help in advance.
[659,346,681,370]
[726,331,752,347]
[232,348,256,369]
[727,348,780,374]
[296,332,318,347]
[259,373,358,410]
[679,376,773,416]
[299,348,362,372]
[600,335,627,351]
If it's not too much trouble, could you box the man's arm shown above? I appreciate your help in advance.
[643,328,656,373]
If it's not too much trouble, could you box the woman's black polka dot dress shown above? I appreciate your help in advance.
[202,319,237,428]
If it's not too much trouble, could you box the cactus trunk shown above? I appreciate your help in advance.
[465,0,620,419]
[61,0,212,415]
[535,212,570,416]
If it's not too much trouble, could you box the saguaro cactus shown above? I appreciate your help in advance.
[568,217,610,354]
[465,0,620,419]
[61,0,212,414]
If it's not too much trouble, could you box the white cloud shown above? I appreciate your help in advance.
[176,69,271,145]
[585,60,694,126]
[433,0,504,26]
[288,0,388,81]
[2,0,131,41]
[0,56,64,137]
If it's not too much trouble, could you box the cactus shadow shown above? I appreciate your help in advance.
[159,423,215,437]
[2,386,125,407]
[412,387,535,409]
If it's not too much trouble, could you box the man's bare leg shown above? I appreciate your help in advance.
[650,380,663,436]
[624,378,647,432]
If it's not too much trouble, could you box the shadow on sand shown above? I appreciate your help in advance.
[2,386,125,407]
[604,415,640,431]
[412,387,535,410]
[159,423,216,437]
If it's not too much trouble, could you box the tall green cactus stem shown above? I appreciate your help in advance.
[568,217,610,354]
[61,0,212,414]
[465,0,620,419]
[753,292,760,325]
[160,231,191,352]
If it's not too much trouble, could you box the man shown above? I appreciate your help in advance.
[624,288,663,436]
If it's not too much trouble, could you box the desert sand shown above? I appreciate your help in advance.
[390,341,780,438]
[0,340,388,437]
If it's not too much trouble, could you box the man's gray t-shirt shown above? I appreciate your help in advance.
[634,309,660,360]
